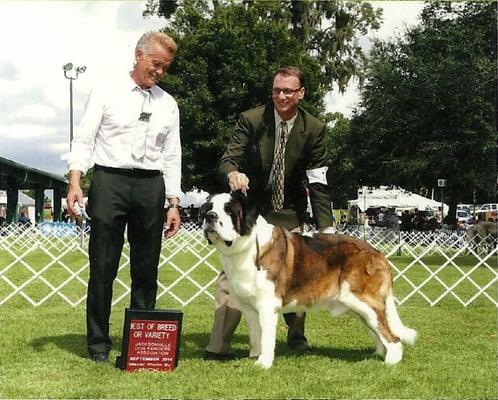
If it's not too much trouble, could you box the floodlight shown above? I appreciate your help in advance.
[62,61,86,151]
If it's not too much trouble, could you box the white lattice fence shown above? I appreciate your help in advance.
[0,223,496,307]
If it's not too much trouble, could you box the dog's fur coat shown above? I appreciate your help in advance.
[201,192,417,368]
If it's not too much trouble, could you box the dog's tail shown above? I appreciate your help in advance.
[385,291,417,346]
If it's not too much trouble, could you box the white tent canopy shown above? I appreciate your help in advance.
[0,190,35,206]
[349,186,448,213]
[180,189,210,208]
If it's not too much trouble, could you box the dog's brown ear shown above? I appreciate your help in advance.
[238,191,260,236]
[198,197,213,225]
[231,189,247,201]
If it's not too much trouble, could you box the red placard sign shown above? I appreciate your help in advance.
[116,309,183,372]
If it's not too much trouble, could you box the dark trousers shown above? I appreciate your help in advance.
[86,167,165,356]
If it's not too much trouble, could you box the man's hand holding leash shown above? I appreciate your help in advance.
[66,170,84,219]
[164,203,181,239]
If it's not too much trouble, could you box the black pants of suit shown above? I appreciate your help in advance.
[86,167,165,357]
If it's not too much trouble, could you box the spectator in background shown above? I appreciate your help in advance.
[400,210,412,231]
[385,208,400,231]
[340,213,347,224]
[18,208,31,227]
[376,208,385,227]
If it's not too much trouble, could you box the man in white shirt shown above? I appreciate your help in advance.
[65,31,182,363]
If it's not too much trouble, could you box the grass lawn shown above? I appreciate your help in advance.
[0,247,497,399]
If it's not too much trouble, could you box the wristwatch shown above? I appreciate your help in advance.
[167,204,181,211]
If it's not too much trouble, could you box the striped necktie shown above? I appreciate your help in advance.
[271,121,288,211]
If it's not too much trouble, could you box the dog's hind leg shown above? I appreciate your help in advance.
[338,282,403,365]
[244,309,261,358]
[254,307,278,369]
[328,300,385,357]
[367,327,386,357]
[328,300,349,316]
[385,293,417,346]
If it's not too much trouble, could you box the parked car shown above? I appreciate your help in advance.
[477,203,498,213]
[476,203,498,221]
[456,209,472,223]
[457,204,472,212]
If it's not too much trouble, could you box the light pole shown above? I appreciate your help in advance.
[63,63,86,150]
[438,179,447,222]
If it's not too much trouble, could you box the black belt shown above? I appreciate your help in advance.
[94,164,162,178]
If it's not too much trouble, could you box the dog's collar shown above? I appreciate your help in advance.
[255,235,261,271]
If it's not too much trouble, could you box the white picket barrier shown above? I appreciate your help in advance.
[0,223,496,307]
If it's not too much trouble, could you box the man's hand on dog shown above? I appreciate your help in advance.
[227,171,250,194]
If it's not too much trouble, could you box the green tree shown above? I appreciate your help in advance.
[145,0,382,91]
[325,112,356,209]
[145,0,381,192]
[348,1,497,219]
[161,3,323,190]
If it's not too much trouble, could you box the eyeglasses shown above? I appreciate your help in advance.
[271,87,302,97]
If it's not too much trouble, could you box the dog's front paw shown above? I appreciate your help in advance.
[255,355,273,369]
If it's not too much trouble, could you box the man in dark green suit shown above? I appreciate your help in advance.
[204,66,333,360]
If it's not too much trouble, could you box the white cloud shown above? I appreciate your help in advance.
[0,79,24,97]
[331,1,425,117]
[371,1,424,40]
[326,80,362,116]
[47,142,71,154]
[12,104,57,122]
[0,123,57,139]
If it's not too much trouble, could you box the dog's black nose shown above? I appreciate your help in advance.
[205,211,218,223]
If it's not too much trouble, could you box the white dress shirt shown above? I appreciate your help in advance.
[65,71,182,199]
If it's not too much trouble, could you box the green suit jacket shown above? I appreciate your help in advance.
[218,103,332,228]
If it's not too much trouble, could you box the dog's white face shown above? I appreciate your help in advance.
[200,192,258,248]
[202,193,239,246]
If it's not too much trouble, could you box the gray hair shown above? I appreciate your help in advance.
[136,31,178,56]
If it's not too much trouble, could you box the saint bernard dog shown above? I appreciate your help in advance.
[201,192,417,369]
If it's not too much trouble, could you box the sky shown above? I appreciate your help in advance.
[0,1,424,178]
